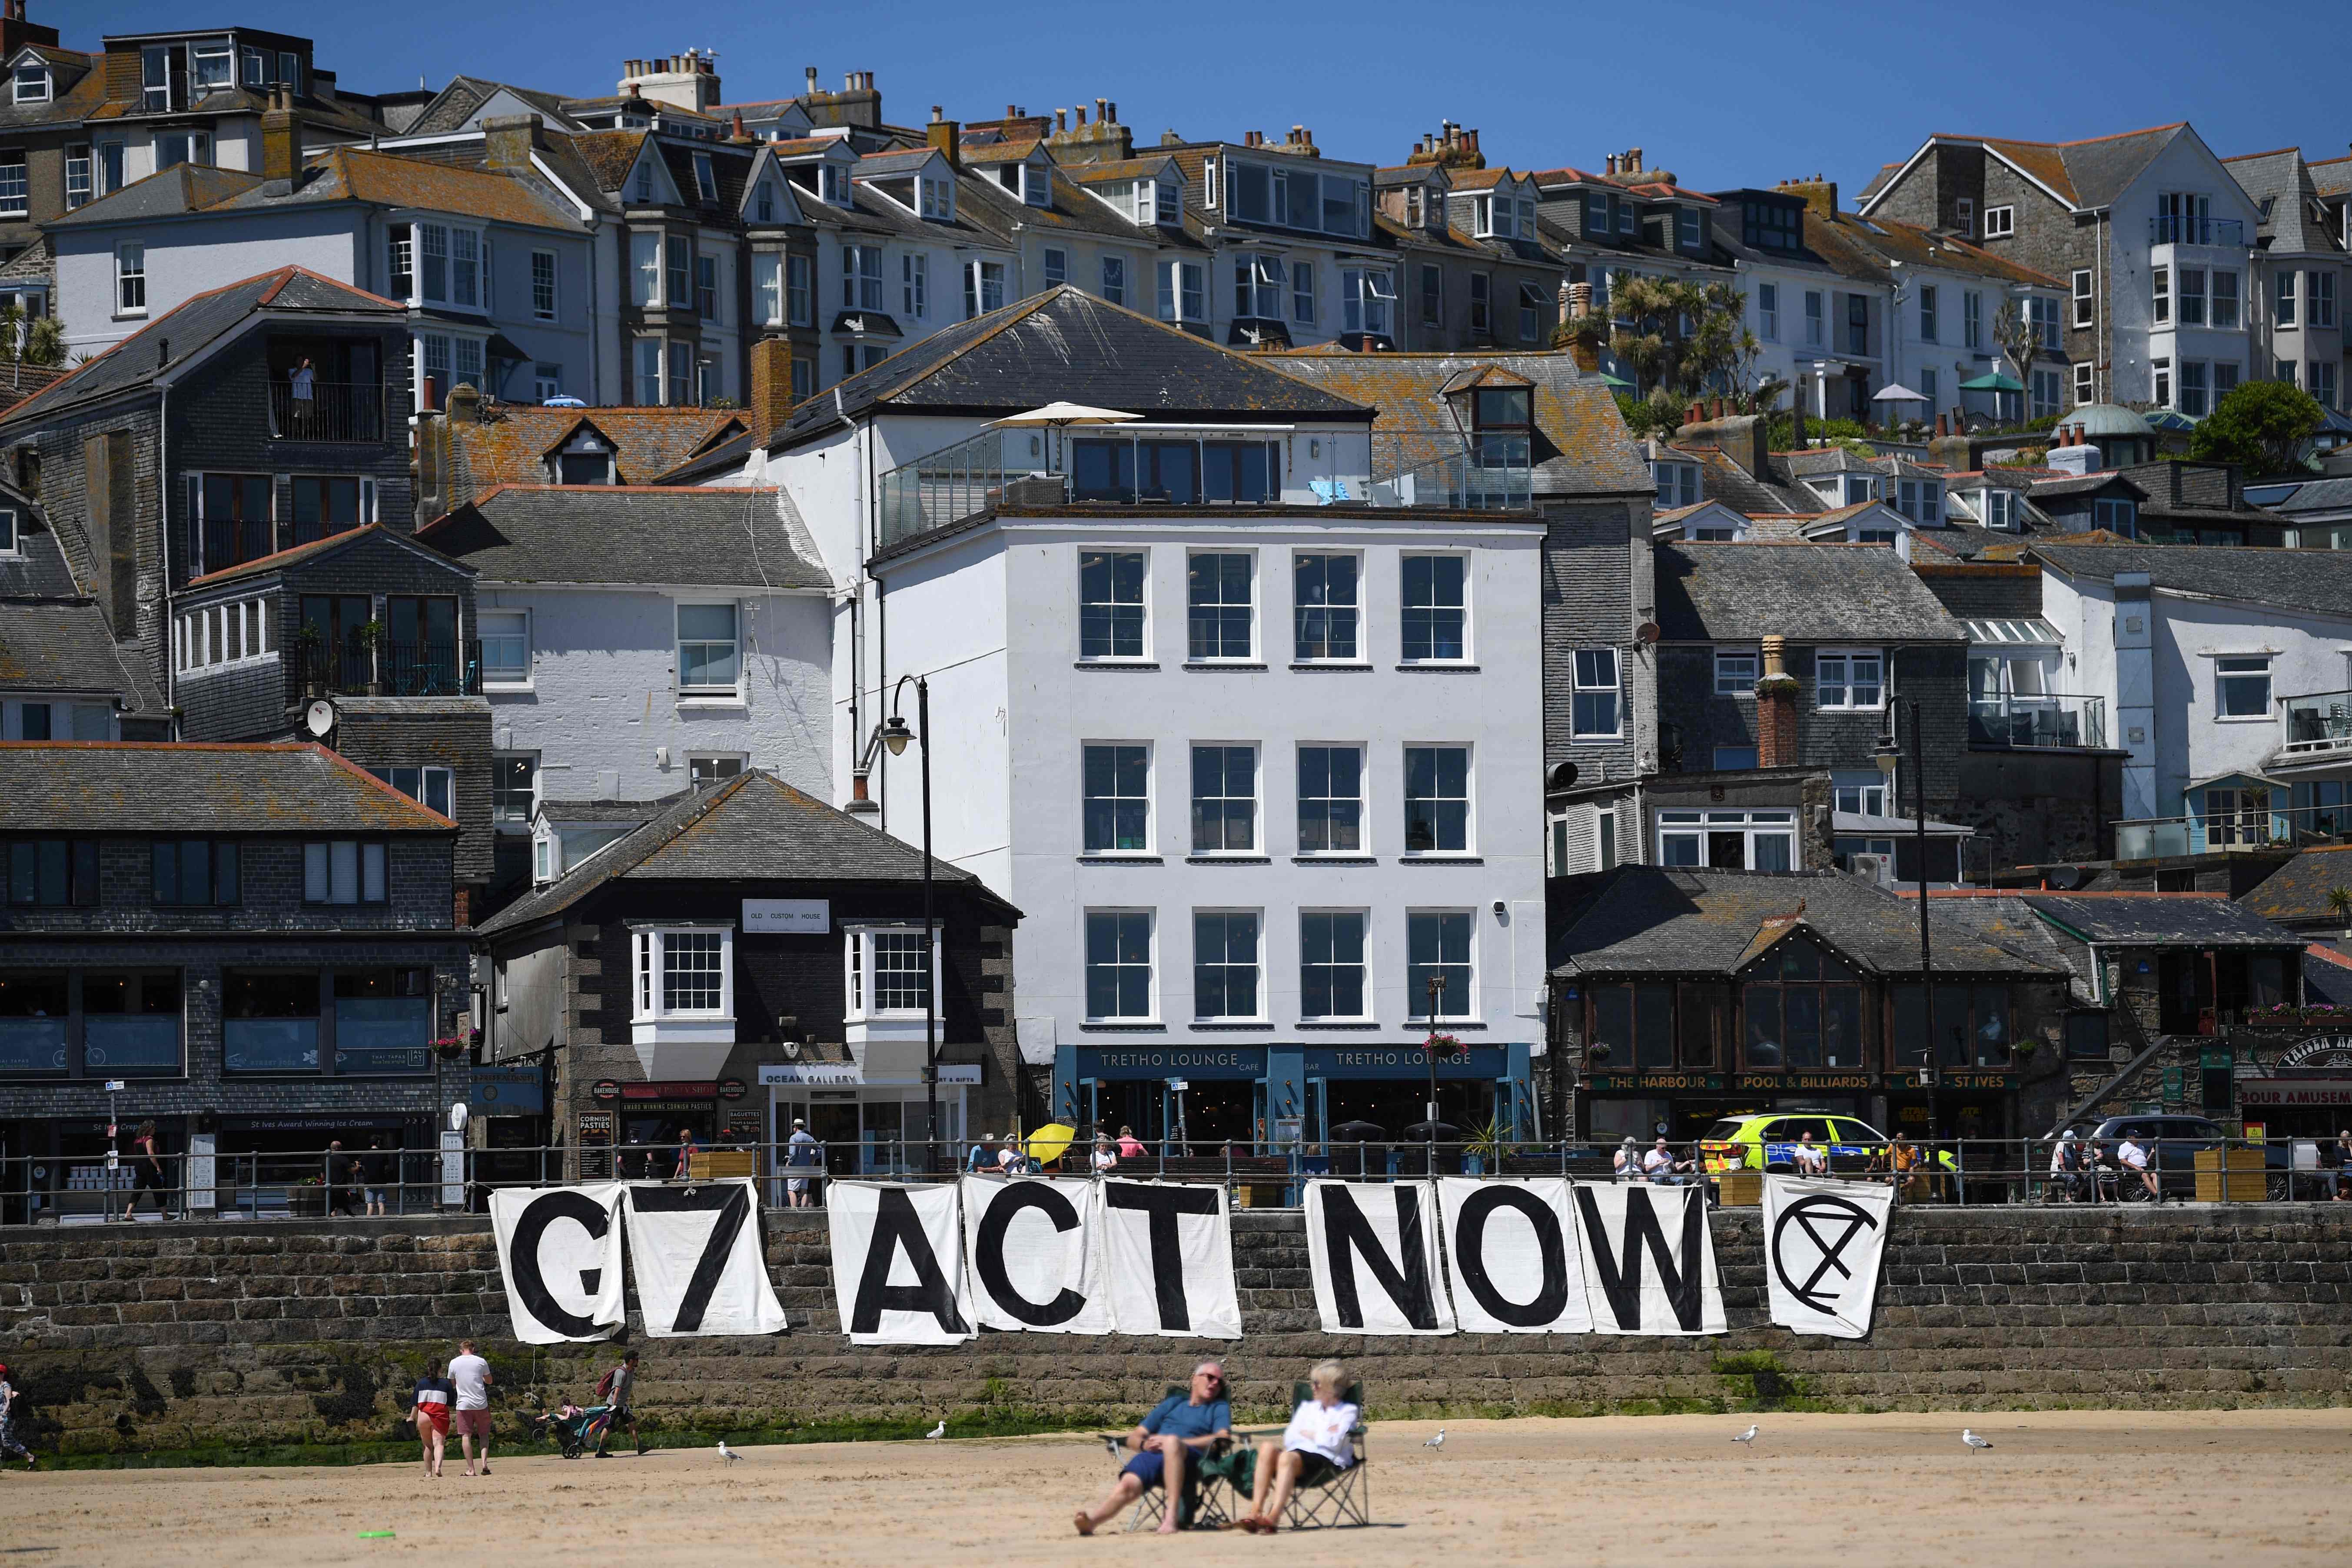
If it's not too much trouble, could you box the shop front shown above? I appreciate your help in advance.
[2232,1033,2352,1138]
[580,1077,752,1178]
[1582,1064,2020,1146]
[761,1060,980,1177]
[1052,1043,1536,1154]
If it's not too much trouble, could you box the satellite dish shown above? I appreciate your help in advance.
[1635,621,1663,644]
[305,699,336,738]
[448,1101,469,1133]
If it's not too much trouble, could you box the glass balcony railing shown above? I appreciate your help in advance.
[2148,215,2245,247]
[1366,435,1532,511]
[2279,689,2352,758]
[1967,693,2106,749]
[2115,800,2352,859]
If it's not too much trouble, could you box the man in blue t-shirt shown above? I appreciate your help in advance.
[1073,1362,1233,1536]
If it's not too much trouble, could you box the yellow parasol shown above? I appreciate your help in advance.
[1023,1123,1076,1168]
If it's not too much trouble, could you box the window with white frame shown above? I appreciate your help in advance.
[2272,268,2294,326]
[1192,911,1261,1020]
[1918,284,1938,342]
[1342,269,1393,337]
[2071,270,2093,329]
[2311,271,2337,329]
[1100,253,1125,306]
[1804,289,1824,346]
[529,249,557,320]
[1982,205,2014,239]
[903,252,927,318]
[11,64,47,103]
[1833,773,1888,817]
[1656,809,1795,870]
[0,153,23,218]
[1186,552,1253,660]
[2179,266,2207,327]
[1406,910,1473,1020]
[1084,910,1153,1020]
[690,149,717,203]
[1043,246,1067,286]
[787,254,813,325]
[820,163,848,206]
[2211,269,2239,329]
[634,926,733,1022]
[0,507,15,556]
[791,357,814,400]
[676,603,739,695]
[1080,549,1146,659]
[1468,272,1490,337]
[2312,360,2339,410]
[64,143,90,208]
[2093,496,2136,535]
[755,182,775,224]
[1519,280,1545,341]
[1299,910,1368,1019]
[1156,259,1205,324]
[2215,655,2272,718]
[173,597,273,674]
[634,338,663,404]
[1894,477,1942,524]
[1296,745,1364,854]
[688,754,743,784]
[1980,488,2020,530]
[1963,289,1981,349]
[1235,252,1284,319]
[1572,648,1621,737]
[1757,282,1779,341]
[492,754,537,823]
[479,609,530,686]
[116,243,146,314]
[630,232,661,306]
[2180,359,2209,418]
[1401,555,1467,662]
[965,259,1005,316]
[753,253,783,326]
[98,140,126,196]
[1082,743,1150,853]
[367,766,454,817]
[694,253,719,319]
[1678,207,1701,249]
[2028,295,2060,350]
[1816,649,1884,709]
[843,244,883,311]
[1293,261,1316,325]
[669,342,692,407]
[2031,368,2062,419]
[1190,744,1257,854]
[1403,745,1469,853]
[1654,460,1700,508]
[2074,361,2095,405]
[1293,553,1359,661]
[1920,367,1938,406]
[845,926,933,1017]
[1715,647,1759,695]
[1955,196,1974,236]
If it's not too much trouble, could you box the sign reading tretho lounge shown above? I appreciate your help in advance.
[1076,1048,1265,1079]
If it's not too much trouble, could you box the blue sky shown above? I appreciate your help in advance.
[93,0,2352,192]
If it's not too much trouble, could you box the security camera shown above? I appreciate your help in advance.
[1492,900,1508,920]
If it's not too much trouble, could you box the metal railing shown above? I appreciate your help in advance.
[1366,435,1532,511]
[1967,692,2107,749]
[2280,688,2352,757]
[269,382,386,443]
[2147,215,2246,248]
[285,639,483,700]
[6,1134,2339,1224]
[2115,797,2352,858]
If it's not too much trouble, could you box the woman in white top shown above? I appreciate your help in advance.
[1090,1133,1119,1173]
[1237,1360,1357,1534]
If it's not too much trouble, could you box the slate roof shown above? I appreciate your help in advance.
[1268,349,1653,496]
[1690,446,1814,514]
[0,601,161,708]
[442,405,747,502]
[477,770,1011,937]
[1654,541,1965,643]
[1863,125,2189,213]
[416,486,829,590]
[0,268,400,427]
[2223,148,2337,255]
[0,508,83,599]
[772,286,1369,447]
[2022,894,2302,947]
[1804,209,2063,288]
[2240,845,2352,925]
[2029,543,2352,621]
[2254,476,2352,517]
[1551,867,2066,978]
[0,742,456,834]
[49,146,587,234]
[403,76,588,137]
[185,523,470,593]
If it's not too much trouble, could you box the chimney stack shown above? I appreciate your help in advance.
[481,113,545,174]
[927,114,961,168]
[1756,635,1799,767]
[804,66,818,97]
[749,337,796,440]
[260,84,298,197]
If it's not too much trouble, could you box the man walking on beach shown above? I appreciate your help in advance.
[593,1349,645,1458]
[450,1339,494,1476]
[0,1362,33,1469]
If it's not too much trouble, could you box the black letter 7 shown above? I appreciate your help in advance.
[628,1182,752,1333]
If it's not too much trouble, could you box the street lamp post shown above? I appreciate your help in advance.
[877,676,937,1173]
[1424,973,1447,1169]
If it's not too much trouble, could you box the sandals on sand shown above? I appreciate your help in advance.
[1238,1515,1279,1534]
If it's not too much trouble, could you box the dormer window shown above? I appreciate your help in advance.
[919,175,953,220]
[821,163,849,206]
[1618,202,1635,236]
[1842,474,1877,505]
[555,430,615,485]
[1405,187,1423,227]
[1678,208,1701,249]
[755,183,774,223]
[632,163,655,205]
[1153,179,1178,224]
[1653,460,1699,508]
[1894,477,1943,525]
[1028,162,1053,208]
[11,64,47,104]
[1474,193,1515,239]
[1977,488,2020,530]
[191,42,234,93]
[691,150,718,203]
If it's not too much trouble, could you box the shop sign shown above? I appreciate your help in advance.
[470,1066,547,1115]
[744,899,829,935]
[1585,1072,1727,1093]
[718,1077,747,1101]
[591,1080,621,1103]
[1303,1045,1506,1079]
[2278,1035,2352,1070]
[937,1064,983,1085]
[1940,1070,2017,1092]
[1077,1047,1266,1080]
[760,1063,863,1086]
[620,1080,719,1100]
[2238,1078,2352,1107]
[1732,1071,1874,1093]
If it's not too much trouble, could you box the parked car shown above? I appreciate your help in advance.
[1698,1112,1955,1179]
[2076,1115,2227,1198]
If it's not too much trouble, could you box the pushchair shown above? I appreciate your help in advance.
[530,1401,617,1459]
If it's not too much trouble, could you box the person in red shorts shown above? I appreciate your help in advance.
[449,1339,495,1476]
[410,1359,455,1478]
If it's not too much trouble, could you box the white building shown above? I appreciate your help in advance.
[414,484,833,883]
[733,286,1550,1145]
[2032,543,2352,848]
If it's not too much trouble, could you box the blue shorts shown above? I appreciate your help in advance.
[1123,1449,1170,1490]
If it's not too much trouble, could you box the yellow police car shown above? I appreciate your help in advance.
[1698,1111,1948,1178]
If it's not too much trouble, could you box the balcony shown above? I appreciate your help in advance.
[286,640,482,701]
[2277,689,2352,764]
[1967,693,2107,750]
[2115,798,2351,859]
[2147,215,2245,248]
[1366,437,1531,511]
[269,382,385,443]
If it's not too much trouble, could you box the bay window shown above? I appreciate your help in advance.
[1892,982,2010,1069]
[845,925,935,1018]
[1741,942,1863,1069]
[631,232,661,305]
[667,237,690,309]
[1292,261,1315,324]
[754,252,783,325]
[1235,253,1286,319]
[1156,259,1206,324]
[788,254,813,325]
[1344,269,1395,337]
[633,926,735,1038]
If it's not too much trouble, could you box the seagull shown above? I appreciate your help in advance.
[1733,1424,1759,1445]
[925,1419,947,1440]
[1423,1428,1445,1450]
[718,1441,743,1463]
[1961,1429,1993,1449]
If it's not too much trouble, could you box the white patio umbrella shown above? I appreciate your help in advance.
[1871,382,1928,408]
[987,402,1142,428]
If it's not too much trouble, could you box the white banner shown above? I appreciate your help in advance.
[826,1181,974,1344]
[1762,1174,1891,1339]
[960,1176,1112,1334]
[1570,1182,1725,1336]
[1100,1178,1241,1339]
[490,1183,626,1344]
[1436,1176,1593,1335]
[1305,1180,1455,1335]
[621,1178,787,1338]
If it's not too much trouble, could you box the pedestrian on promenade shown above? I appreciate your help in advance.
[1091,1133,1119,1173]
[122,1121,170,1220]
[450,1338,495,1476]
[363,1139,394,1217]
[326,1140,363,1217]
[786,1118,821,1208]
[411,1358,455,1477]
[1116,1125,1146,1160]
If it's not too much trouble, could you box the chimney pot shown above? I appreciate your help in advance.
[805,66,818,96]
[1106,100,1117,122]
[931,104,942,121]
[1055,108,1067,131]
[1096,96,1107,119]
[1075,106,1087,125]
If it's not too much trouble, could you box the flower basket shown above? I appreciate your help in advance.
[1422,1032,1463,1059]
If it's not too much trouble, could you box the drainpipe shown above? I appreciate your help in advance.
[159,376,174,733]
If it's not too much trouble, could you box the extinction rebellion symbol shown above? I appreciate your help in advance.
[1771,1192,1879,1313]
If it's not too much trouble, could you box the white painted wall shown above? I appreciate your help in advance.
[56,212,359,356]
[1737,258,1887,419]
[870,509,1548,1065]
[2104,134,2264,409]
[1888,270,2057,422]
[481,583,832,806]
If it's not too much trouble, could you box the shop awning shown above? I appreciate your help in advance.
[1963,617,2062,645]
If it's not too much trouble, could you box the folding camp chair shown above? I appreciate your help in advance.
[1227,1380,1372,1530]
[1103,1387,1239,1533]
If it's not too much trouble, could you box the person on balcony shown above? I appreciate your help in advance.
[289,357,317,436]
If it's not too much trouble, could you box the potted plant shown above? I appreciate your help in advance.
[2327,887,2352,924]
[1422,1031,1463,1058]
[432,1025,477,1063]
[286,1176,327,1218]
